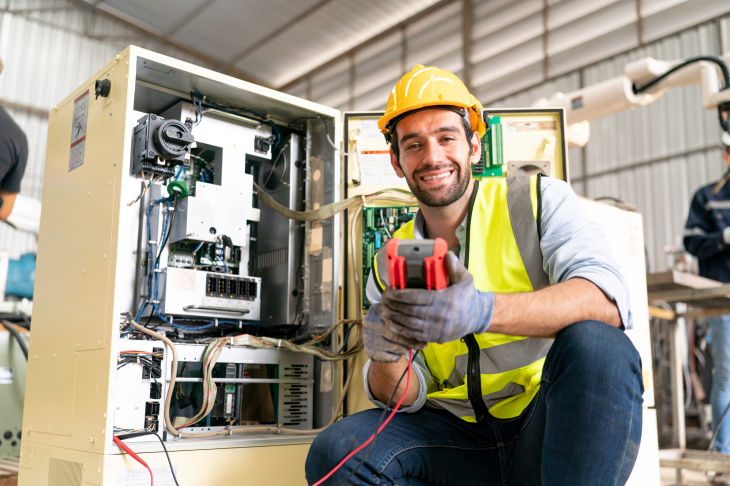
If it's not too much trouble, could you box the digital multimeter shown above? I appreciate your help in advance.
[385,237,449,290]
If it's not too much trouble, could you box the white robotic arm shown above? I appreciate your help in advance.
[533,54,730,147]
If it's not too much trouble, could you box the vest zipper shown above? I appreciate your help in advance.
[464,333,490,423]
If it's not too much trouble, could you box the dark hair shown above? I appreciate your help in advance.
[390,111,474,167]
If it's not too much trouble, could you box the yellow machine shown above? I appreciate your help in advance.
[20,47,658,485]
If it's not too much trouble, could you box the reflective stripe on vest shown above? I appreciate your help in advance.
[373,175,551,422]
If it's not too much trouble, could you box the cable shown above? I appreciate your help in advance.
[114,432,180,486]
[380,209,392,238]
[192,92,281,151]
[125,314,361,439]
[1,320,28,360]
[633,56,730,94]
[313,350,414,486]
[113,435,153,485]
[337,324,354,354]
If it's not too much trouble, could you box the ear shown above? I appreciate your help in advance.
[390,150,405,178]
[469,131,482,166]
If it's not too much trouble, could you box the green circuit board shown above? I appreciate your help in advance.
[472,115,504,178]
[361,206,418,310]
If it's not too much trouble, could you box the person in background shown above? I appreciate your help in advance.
[684,130,730,484]
[0,56,40,235]
[0,56,28,221]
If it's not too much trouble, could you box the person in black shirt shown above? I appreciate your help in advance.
[0,57,29,222]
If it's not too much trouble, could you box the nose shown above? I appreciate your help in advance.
[421,137,446,166]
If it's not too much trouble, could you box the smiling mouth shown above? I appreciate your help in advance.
[421,170,454,182]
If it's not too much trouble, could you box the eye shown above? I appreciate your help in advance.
[405,142,421,151]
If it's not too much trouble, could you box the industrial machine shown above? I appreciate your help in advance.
[18,46,345,485]
[534,54,730,147]
[19,45,667,485]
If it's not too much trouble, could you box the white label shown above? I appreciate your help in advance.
[69,89,89,172]
[203,297,255,310]
[359,150,403,186]
[0,367,13,384]
[359,119,381,139]
[225,393,233,415]
[117,466,177,486]
[504,121,556,131]
[169,271,195,291]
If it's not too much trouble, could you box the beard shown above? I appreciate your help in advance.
[402,161,472,208]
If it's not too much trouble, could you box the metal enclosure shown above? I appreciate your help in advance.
[19,46,340,485]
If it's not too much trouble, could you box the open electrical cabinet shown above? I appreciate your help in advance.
[20,46,344,485]
[19,46,657,485]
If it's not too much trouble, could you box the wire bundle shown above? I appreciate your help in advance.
[117,350,163,375]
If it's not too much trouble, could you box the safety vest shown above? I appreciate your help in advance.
[372,175,553,422]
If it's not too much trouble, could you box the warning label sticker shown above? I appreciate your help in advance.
[117,466,177,486]
[69,89,89,172]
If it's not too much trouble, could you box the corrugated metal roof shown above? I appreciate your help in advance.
[81,0,441,87]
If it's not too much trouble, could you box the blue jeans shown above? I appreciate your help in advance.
[711,315,730,453]
[306,321,644,485]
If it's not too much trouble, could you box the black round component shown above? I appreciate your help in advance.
[11,441,17,447]
[292,289,299,297]
[153,119,193,159]
[94,79,111,100]
[209,227,217,235]
[3,431,11,440]
[16,431,21,440]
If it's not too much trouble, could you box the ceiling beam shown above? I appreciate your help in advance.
[220,0,335,72]
[71,0,270,87]
[163,0,218,37]
[277,0,458,91]
[462,0,473,92]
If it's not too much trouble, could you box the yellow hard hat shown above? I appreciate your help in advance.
[378,64,488,144]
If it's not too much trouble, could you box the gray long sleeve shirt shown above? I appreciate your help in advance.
[363,177,632,413]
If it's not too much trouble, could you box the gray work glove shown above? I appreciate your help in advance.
[363,303,425,362]
[381,252,495,344]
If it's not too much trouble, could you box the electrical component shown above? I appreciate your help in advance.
[132,114,195,178]
[473,116,504,178]
[361,206,418,309]
[157,268,261,319]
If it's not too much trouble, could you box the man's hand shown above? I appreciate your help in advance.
[363,303,424,362]
[382,252,495,344]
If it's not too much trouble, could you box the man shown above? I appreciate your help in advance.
[684,131,730,483]
[306,65,643,485]
[0,56,29,223]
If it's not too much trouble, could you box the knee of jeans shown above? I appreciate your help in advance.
[304,411,380,481]
[547,320,642,384]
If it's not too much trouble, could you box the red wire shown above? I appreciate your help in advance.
[312,350,414,486]
[113,435,153,486]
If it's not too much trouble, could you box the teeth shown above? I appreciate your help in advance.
[423,171,452,181]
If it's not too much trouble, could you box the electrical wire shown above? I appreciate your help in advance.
[113,435,154,485]
[1,320,28,360]
[314,350,414,486]
[113,432,180,486]
[125,313,361,439]
[380,209,392,238]
[192,92,281,151]
[128,173,163,207]
[632,56,730,94]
